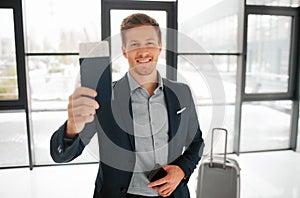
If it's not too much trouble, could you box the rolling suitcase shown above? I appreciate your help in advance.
[197,128,241,198]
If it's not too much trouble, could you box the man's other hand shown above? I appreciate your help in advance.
[147,165,185,197]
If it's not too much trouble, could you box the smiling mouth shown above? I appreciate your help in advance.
[136,58,152,63]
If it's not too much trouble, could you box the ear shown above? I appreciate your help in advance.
[122,46,127,59]
[158,43,162,53]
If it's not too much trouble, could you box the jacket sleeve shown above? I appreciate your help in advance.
[172,86,205,183]
[50,121,86,163]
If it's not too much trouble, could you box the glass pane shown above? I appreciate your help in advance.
[178,0,240,53]
[178,55,237,104]
[245,15,291,94]
[28,56,79,110]
[0,9,18,100]
[178,55,236,154]
[0,112,29,167]
[110,10,167,81]
[24,0,101,52]
[197,105,235,154]
[33,111,98,165]
[247,0,299,7]
[240,101,291,151]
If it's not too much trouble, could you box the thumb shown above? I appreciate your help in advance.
[163,165,172,171]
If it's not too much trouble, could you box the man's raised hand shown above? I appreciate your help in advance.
[66,87,99,138]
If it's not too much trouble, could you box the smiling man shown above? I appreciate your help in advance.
[50,13,204,198]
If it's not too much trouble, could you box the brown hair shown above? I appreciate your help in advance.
[120,13,162,46]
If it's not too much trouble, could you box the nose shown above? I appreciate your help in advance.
[137,47,150,57]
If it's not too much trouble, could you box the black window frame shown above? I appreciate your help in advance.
[0,0,35,170]
[0,0,27,110]
[101,0,178,80]
[242,5,299,101]
[234,4,300,154]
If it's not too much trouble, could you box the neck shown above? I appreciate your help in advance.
[129,70,158,96]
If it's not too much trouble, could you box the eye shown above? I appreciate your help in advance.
[146,41,155,46]
[130,42,139,48]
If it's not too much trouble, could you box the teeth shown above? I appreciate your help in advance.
[137,59,151,63]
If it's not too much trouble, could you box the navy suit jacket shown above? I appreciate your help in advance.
[50,74,204,198]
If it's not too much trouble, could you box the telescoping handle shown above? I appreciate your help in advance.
[210,128,228,169]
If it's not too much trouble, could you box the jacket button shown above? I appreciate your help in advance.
[120,187,127,194]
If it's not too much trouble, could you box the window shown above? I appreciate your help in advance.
[178,55,237,153]
[0,9,18,100]
[245,15,292,94]
[25,0,101,53]
[178,0,241,154]
[178,0,240,53]
[240,101,292,151]
[27,55,79,110]
[23,0,102,166]
[238,5,299,152]
[24,0,101,110]
[32,111,98,165]
[0,112,29,167]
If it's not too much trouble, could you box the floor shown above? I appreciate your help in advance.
[0,150,299,198]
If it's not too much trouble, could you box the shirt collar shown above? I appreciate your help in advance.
[127,71,164,94]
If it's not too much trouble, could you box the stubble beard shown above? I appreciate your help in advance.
[131,62,157,77]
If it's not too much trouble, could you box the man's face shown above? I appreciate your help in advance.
[122,25,162,76]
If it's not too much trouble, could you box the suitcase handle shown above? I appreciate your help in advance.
[210,128,228,169]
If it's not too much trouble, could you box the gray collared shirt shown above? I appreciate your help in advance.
[127,72,169,196]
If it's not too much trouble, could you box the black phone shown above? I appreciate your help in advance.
[147,164,168,182]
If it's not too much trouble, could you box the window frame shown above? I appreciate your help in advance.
[101,0,178,80]
[0,0,34,170]
[0,0,27,110]
[234,4,300,154]
[242,5,299,101]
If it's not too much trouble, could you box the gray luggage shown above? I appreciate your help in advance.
[197,128,241,198]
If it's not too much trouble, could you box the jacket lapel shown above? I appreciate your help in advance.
[163,79,182,161]
[112,75,135,151]
[112,76,182,154]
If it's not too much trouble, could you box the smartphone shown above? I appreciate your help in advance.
[147,164,168,182]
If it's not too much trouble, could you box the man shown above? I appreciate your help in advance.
[50,13,204,198]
